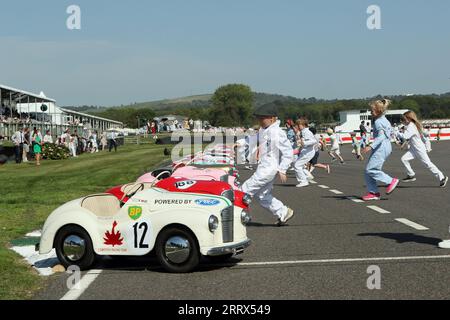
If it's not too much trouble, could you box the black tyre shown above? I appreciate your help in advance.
[55,225,96,271]
[155,227,200,273]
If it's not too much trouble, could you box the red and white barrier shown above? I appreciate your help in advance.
[325,128,450,144]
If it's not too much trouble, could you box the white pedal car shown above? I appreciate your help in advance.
[38,183,251,273]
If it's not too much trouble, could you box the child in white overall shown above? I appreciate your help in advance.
[294,118,318,188]
[327,128,345,164]
[422,126,432,152]
[397,111,448,187]
[241,103,295,226]
[362,99,399,201]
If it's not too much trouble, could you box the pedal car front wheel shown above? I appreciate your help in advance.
[155,227,200,273]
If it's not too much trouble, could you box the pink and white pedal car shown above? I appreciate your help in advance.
[137,166,240,190]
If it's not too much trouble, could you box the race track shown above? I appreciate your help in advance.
[35,142,450,300]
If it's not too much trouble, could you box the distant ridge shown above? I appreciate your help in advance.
[64,92,322,113]
[64,91,450,114]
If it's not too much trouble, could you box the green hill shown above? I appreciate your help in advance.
[64,92,307,114]
[64,90,450,128]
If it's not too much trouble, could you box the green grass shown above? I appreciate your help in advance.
[0,143,171,300]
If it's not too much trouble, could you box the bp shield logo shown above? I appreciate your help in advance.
[195,199,220,206]
[128,206,143,220]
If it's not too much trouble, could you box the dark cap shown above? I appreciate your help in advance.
[253,102,280,118]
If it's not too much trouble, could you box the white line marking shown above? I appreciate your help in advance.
[329,189,344,195]
[367,205,391,214]
[60,269,103,300]
[318,185,329,189]
[346,196,365,203]
[310,180,318,184]
[395,218,430,231]
[234,255,450,267]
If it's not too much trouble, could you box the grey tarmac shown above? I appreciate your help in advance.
[35,142,450,300]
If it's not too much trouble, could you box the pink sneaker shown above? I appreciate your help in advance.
[386,178,400,195]
[362,193,381,201]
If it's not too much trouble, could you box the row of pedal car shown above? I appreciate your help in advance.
[38,145,252,273]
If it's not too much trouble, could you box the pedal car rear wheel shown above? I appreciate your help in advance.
[155,227,200,273]
[55,225,96,271]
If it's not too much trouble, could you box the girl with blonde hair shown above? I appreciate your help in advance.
[396,111,447,187]
[362,99,399,201]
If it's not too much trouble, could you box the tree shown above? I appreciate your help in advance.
[210,84,254,127]
[95,108,156,128]
[399,99,421,115]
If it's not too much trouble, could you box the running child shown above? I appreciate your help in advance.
[308,127,331,174]
[422,126,432,152]
[360,131,368,149]
[241,103,295,226]
[396,111,448,187]
[361,99,399,201]
[436,128,442,142]
[320,134,328,152]
[293,118,318,188]
[350,132,364,161]
[327,128,345,164]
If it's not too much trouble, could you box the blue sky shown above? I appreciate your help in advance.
[1,0,449,106]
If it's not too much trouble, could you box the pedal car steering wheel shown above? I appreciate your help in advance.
[120,182,144,205]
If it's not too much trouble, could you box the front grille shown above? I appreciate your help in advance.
[221,206,234,243]
[221,189,235,202]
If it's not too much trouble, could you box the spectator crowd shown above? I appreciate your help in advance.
[8,126,121,166]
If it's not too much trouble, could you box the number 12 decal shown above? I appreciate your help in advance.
[133,222,149,249]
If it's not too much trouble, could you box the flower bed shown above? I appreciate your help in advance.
[42,143,70,160]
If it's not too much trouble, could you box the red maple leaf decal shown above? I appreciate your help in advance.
[104,221,124,247]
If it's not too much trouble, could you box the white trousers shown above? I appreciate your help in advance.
[294,150,315,183]
[401,148,444,181]
[69,144,77,157]
[242,168,287,219]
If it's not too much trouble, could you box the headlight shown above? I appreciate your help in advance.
[208,215,219,232]
[241,210,252,225]
[242,193,252,206]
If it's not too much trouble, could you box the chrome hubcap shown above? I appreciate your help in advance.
[165,236,191,264]
[63,235,86,262]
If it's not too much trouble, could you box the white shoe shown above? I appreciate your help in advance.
[438,240,450,249]
[277,208,294,226]
[306,171,315,181]
[296,181,310,188]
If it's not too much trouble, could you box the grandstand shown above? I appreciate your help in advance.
[422,119,450,128]
[0,84,123,138]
